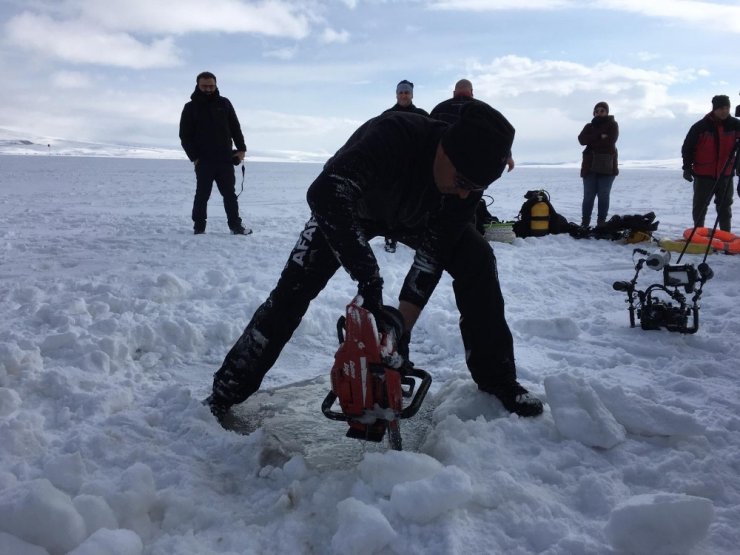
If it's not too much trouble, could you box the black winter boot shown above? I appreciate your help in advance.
[203,394,232,425]
[231,225,253,235]
[479,380,543,417]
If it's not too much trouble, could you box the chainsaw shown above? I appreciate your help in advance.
[321,297,432,450]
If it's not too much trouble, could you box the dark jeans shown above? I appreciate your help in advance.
[692,176,733,232]
[192,160,241,229]
[582,172,615,225]
[211,217,516,406]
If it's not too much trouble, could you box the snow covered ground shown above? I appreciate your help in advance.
[1,154,738,555]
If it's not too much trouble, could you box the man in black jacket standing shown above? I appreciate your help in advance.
[383,80,429,117]
[204,101,544,423]
[179,72,250,235]
[431,79,515,172]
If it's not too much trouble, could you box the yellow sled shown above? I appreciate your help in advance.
[658,238,714,255]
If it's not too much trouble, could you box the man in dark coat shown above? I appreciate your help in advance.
[204,101,544,423]
[431,79,515,171]
[179,71,249,235]
[430,79,510,233]
[383,80,429,117]
[382,80,429,252]
[682,95,740,232]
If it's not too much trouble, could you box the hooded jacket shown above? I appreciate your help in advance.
[179,87,246,163]
[578,115,619,177]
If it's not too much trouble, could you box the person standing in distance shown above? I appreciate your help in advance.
[577,101,619,228]
[383,80,429,117]
[430,79,515,172]
[382,80,429,253]
[681,95,740,232]
[179,71,250,235]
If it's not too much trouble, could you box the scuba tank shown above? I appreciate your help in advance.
[529,191,550,236]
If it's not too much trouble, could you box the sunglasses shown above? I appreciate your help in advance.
[455,173,486,192]
[594,108,607,114]
[397,90,412,95]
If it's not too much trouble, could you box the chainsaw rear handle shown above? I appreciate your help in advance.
[321,391,347,421]
[321,367,432,422]
[399,368,431,419]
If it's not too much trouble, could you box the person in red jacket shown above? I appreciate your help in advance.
[681,95,740,232]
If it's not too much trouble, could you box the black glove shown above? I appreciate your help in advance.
[683,170,693,183]
[357,277,384,316]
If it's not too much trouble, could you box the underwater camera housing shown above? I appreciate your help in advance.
[612,250,713,334]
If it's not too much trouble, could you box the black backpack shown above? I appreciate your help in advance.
[512,190,571,238]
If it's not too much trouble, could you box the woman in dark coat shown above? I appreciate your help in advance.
[578,101,619,227]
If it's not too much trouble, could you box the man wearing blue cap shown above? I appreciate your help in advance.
[382,79,429,252]
[383,79,429,117]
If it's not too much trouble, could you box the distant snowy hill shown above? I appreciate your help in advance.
[0,127,185,160]
[0,127,329,163]
[0,127,681,168]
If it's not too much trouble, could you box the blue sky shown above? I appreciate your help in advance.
[2,0,739,163]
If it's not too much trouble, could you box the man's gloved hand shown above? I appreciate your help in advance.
[397,330,414,372]
[357,277,384,316]
[683,170,694,183]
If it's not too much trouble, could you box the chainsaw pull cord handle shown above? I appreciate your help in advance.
[336,316,346,344]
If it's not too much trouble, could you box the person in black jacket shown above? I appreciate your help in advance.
[578,101,619,228]
[431,79,515,171]
[204,101,544,423]
[681,95,740,232]
[179,71,249,235]
[382,80,429,253]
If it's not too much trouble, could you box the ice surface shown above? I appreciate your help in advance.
[1,156,735,553]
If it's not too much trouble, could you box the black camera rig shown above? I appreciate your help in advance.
[613,249,713,334]
[613,136,737,334]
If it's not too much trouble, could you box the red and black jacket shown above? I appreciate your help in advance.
[682,113,740,178]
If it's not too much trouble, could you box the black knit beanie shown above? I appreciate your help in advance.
[712,95,730,110]
[441,101,515,188]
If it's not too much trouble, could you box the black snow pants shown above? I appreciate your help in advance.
[211,217,516,405]
[192,159,242,229]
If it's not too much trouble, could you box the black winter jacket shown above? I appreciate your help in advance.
[179,87,246,163]
[429,95,478,125]
[382,103,429,117]
[307,112,481,308]
[578,115,619,177]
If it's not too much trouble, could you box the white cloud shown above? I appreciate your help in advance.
[469,55,697,100]
[50,70,93,89]
[429,0,572,10]
[51,0,314,38]
[5,13,181,68]
[320,28,351,44]
[263,47,299,60]
[429,0,740,32]
[596,0,740,32]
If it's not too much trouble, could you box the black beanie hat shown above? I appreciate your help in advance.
[712,95,730,110]
[441,101,515,188]
[594,101,609,114]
